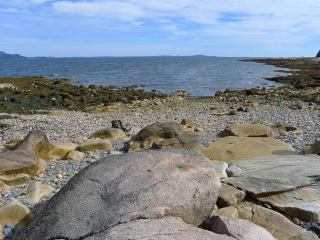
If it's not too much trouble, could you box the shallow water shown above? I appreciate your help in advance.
[0,57,288,96]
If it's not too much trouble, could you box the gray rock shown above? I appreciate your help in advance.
[127,122,202,151]
[84,217,236,240]
[210,216,276,240]
[223,154,320,198]
[18,149,221,240]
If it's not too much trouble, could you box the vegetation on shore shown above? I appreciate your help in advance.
[0,76,167,113]
[0,57,319,114]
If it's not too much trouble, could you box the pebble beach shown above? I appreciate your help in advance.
[0,91,320,212]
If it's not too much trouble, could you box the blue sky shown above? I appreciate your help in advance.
[0,0,319,57]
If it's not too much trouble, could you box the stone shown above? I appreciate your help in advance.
[210,216,276,240]
[0,150,41,186]
[63,150,86,160]
[91,128,126,139]
[127,126,140,136]
[0,201,35,227]
[217,184,246,208]
[3,138,23,150]
[289,232,320,240]
[26,182,54,203]
[210,160,228,179]
[127,122,202,151]
[237,201,306,240]
[80,138,113,152]
[306,141,320,155]
[0,181,10,196]
[285,126,298,131]
[84,217,235,240]
[271,123,286,132]
[258,185,320,223]
[67,136,88,143]
[220,124,275,137]
[199,137,295,164]
[211,206,238,218]
[181,119,200,126]
[3,227,13,238]
[19,149,221,240]
[14,130,77,160]
[223,154,320,198]
[182,125,194,132]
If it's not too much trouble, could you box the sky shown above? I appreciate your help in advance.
[0,0,320,57]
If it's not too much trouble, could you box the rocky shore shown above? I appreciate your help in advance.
[1,57,320,239]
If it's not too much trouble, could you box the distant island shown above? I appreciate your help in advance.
[0,51,27,59]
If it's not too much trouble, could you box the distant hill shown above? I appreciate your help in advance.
[0,51,27,59]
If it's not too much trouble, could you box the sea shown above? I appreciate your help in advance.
[0,57,289,97]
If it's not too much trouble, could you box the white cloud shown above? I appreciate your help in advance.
[53,1,144,21]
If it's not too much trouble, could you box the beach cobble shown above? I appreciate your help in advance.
[0,96,320,212]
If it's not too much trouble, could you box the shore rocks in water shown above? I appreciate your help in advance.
[199,137,295,163]
[220,124,275,137]
[127,122,202,151]
[17,149,221,239]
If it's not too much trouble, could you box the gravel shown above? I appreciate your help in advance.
[0,96,320,213]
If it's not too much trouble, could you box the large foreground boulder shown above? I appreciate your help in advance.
[14,130,76,160]
[127,122,202,151]
[18,149,221,240]
[220,124,275,137]
[199,136,295,163]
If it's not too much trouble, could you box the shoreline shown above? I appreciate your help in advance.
[1,57,320,238]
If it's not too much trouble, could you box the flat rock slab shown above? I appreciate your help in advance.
[223,154,320,198]
[258,185,320,223]
[84,217,235,240]
[220,124,275,137]
[199,137,295,163]
[19,149,221,240]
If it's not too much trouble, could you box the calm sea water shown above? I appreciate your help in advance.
[0,57,288,96]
